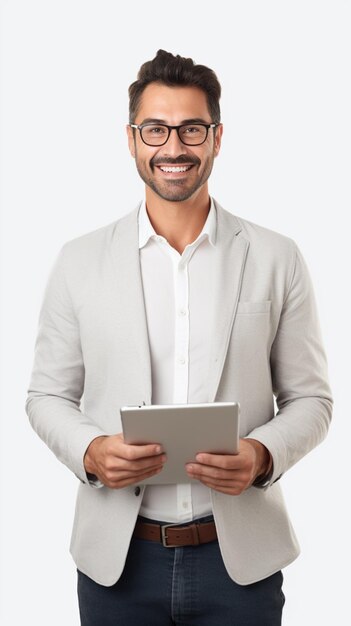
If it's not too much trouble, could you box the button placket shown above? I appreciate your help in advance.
[173,258,189,403]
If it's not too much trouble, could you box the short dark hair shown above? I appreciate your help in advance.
[128,49,221,124]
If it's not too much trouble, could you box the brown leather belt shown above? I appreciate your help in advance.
[133,519,217,548]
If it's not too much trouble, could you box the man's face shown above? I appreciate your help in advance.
[127,83,223,203]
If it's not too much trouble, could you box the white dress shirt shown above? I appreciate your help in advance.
[138,198,217,523]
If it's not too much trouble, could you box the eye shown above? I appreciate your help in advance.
[144,125,167,135]
[183,125,202,134]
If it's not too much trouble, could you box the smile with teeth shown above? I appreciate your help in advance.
[158,165,193,173]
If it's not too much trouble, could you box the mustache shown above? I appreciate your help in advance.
[151,155,200,167]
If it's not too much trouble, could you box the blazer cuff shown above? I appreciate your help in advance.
[71,428,108,485]
[244,431,283,488]
[251,451,274,489]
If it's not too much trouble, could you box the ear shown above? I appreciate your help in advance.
[126,124,136,158]
[214,123,223,157]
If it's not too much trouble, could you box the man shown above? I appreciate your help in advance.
[26,50,332,625]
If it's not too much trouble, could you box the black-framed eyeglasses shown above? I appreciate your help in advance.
[129,122,219,147]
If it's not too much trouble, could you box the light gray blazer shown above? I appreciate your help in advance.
[26,200,332,586]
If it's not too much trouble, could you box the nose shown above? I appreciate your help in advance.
[162,127,187,156]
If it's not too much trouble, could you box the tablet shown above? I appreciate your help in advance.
[120,401,240,484]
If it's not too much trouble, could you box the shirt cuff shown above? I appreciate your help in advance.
[85,472,104,488]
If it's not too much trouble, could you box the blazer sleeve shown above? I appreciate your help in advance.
[247,243,333,487]
[25,246,107,485]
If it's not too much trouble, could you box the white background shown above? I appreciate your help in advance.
[0,1,350,624]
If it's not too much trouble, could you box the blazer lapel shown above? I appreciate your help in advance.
[208,201,249,401]
[110,204,152,405]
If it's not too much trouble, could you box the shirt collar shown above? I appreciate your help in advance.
[138,197,217,250]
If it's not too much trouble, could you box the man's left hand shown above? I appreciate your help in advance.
[185,438,272,495]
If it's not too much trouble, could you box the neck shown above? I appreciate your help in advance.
[145,186,211,254]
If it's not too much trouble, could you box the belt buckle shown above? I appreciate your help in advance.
[161,523,181,548]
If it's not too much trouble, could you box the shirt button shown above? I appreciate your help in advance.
[179,357,186,365]
[134,486,141,496]
[179,309,187,317]
[182,501,189,509]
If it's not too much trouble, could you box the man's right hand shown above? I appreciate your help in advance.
[83,433,166,489]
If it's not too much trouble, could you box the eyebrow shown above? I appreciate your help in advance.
[138,117,211,125]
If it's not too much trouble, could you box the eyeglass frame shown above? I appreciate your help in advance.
[129,122,219,147]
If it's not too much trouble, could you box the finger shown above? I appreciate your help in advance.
[109,465,164,489]
[128,458,167,473]
[105,464,164,487]
[186,464,251,494]
[187,464,252,490]
[103,457,166,484]
[195,453,241,469]
[186,463,236,481]
[108,454,167,473]
[112,435,164,461]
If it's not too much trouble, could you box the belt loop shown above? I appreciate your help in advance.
[190,523,200,546]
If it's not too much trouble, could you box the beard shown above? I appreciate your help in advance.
[134,152,216,202]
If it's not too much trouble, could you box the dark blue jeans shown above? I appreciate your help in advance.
[77,517,285,626]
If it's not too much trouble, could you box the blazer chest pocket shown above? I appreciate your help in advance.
[236,300,271,315]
